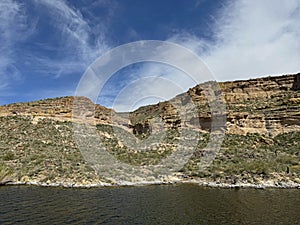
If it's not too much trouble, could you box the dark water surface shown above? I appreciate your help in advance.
[0,184,300,224]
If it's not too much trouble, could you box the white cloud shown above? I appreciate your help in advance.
[0,0,28,94]
[32,0,111,77]
[105,35,212,111]
[94,41,202,110]
[113,76,187,112]
[170,0,300,81]
[3,0,300,109]
[0,0,118,104]
[108,0,300,110]
[204,0,300,81]
[111,62,198,111]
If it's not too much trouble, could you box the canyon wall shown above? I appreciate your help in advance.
[130,73,300,137]
[1,73,299,137]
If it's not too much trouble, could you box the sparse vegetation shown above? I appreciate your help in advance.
[0,74,299,186]
[0,163,12,183]
[0,116,101,185]
[182,132,300,184]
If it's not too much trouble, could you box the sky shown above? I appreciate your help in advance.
[1,0,300,111]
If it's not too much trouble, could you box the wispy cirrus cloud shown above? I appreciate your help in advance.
[0,0,31,94]
[2,0,300,109]
[0,0,117,103]
[32,0,112,78]
[98,37,212,111]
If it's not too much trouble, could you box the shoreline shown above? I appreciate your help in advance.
[2,179,300,189]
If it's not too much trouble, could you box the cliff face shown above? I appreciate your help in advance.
[221,74,300,136]
[130,73,300,137]
[0,73,299,186]
[1,73,299,137]
[0,96,114,124]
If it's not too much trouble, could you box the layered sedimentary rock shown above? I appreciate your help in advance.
[0,73,299,186]
[0,96,114,124]
[130,73,300,137]
[1,73,299,137]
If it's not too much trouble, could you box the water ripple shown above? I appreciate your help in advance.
[0,185,300,224]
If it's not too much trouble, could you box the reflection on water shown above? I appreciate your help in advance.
[0,184,300,224]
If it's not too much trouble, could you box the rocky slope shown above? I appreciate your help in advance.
[0,73,299,187]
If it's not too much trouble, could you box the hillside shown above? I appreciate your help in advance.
[0,73,300,187]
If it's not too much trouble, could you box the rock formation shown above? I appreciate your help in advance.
[0,73,299,187]
[130,73,300,137]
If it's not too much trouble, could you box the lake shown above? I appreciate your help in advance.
[0,184,300,224]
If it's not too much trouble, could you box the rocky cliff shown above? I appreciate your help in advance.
[1,73,299,137]
[0,73,299,187]
[130,73,300,137]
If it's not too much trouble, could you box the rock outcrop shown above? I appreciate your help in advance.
[0,73,299,187]
[0,96,114,124]
[1,73,299,137]
[130,73,300,137]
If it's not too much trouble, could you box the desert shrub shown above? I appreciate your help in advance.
[2,151,15,161]
[0,163,12,182]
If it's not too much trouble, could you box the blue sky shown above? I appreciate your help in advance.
[1,0,300,110]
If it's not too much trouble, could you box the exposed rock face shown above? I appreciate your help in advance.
[130,73,300,137]
[0,73,299,186]
[221,74,300,136]
[0,96,114,124]
[292,73,300,90]
[0,74,300,136]
[1,73,299,137]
